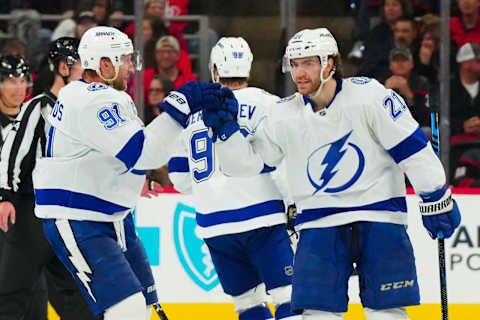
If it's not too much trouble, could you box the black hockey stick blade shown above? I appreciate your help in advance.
[153,303,169,320]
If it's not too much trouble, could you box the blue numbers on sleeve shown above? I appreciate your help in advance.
[383,92,407,121]
[51,100,64,121]
[97,104,126,130]
[190,129,214,182]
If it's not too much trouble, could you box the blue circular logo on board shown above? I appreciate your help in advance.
[350,77,371,85]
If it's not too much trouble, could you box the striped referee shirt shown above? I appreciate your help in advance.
[0,91,54,200]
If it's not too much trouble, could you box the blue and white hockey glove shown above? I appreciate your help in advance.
[203,87,240,142]
[159,81,222,128]
[419,186,461,240]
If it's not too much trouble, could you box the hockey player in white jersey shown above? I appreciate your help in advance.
[32,26,223,320]
[168,37,300,320]
[200,28,461,319]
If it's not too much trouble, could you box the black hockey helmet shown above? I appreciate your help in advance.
[48,37,80,71]
[0,55,30,82]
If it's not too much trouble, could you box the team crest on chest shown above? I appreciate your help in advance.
[307,130,365,194]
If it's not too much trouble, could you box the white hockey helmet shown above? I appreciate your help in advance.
[78,26,140,72]
[282,28,338,73]
[283,28,339,99]
[209,37,253,82]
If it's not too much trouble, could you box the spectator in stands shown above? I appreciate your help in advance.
[7,9,50,73]
[51,10,98,40]
[450,42,480,138]
[393,16,418,50]
[166,0,190,32]
[124,0,187,50]
[451,0,480,49]
[415,14,441,84]
[143,35,196,98]
[383,46,430,130]
[91,0,110,25]
[144,75,174,125]
[0,38,29,61]
[357,0,413,80]
[452,145,480,187]
[143,16,170,69]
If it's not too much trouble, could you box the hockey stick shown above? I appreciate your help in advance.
[153,303,169,320]
[430,111,449,320]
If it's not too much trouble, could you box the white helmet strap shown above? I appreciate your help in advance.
[309,56,335,101]
[211,65,220,83]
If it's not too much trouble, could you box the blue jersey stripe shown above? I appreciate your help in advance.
[131,169,147,175]
[168,157,190,173]
[419,185,447,202]
[196,200,285,228]
[46,126,55,157]
[388,126,428,163]
[35,188,130,215]
[115,130,145,170]
[295,197,407,226]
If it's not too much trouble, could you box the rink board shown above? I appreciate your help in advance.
[48,303,480,319]
[48,189,480,319]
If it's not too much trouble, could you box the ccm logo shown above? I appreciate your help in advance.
[380,280,415,291]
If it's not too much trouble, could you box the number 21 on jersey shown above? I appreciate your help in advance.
[383,91,407,121]
[190,129,214,182]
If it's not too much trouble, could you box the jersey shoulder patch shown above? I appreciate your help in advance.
[350,77,372,85]
[87,82,109,91]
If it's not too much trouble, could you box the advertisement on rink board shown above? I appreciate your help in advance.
[134,190,480,304]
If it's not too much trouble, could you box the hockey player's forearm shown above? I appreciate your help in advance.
[400,145,446,194]
[135,113,183,170]
[216,131,264,177]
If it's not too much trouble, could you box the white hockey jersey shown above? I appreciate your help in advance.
[169,87,287,238]
[214,78,446,231]
[33,79,181,222]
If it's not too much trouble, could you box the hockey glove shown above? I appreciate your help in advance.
[419,186,461,239]
[202,87,240,142]
[160,81,222,128]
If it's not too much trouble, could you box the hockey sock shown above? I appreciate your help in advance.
[275,302,302,319]
[239,304,274,320]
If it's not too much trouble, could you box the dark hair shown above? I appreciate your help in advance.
[332,54,344,79]
[380,0,414,21]
[394,16,417,31]
[151,74,174,94]
[219,77,248,86]
[420,14,440,50]
[33,65,55,96]
[82,69,98,78]
[0,38,29,61]
[143,16,169,69]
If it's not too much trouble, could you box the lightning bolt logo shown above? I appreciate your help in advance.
[55,220,96,303]
[317,131,352,190]
[307,130,365,194]
[68,253,96,302]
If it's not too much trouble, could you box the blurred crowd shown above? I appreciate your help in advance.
[348,0,480,187]
[0,0,206,125]
[1,0,480,188]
